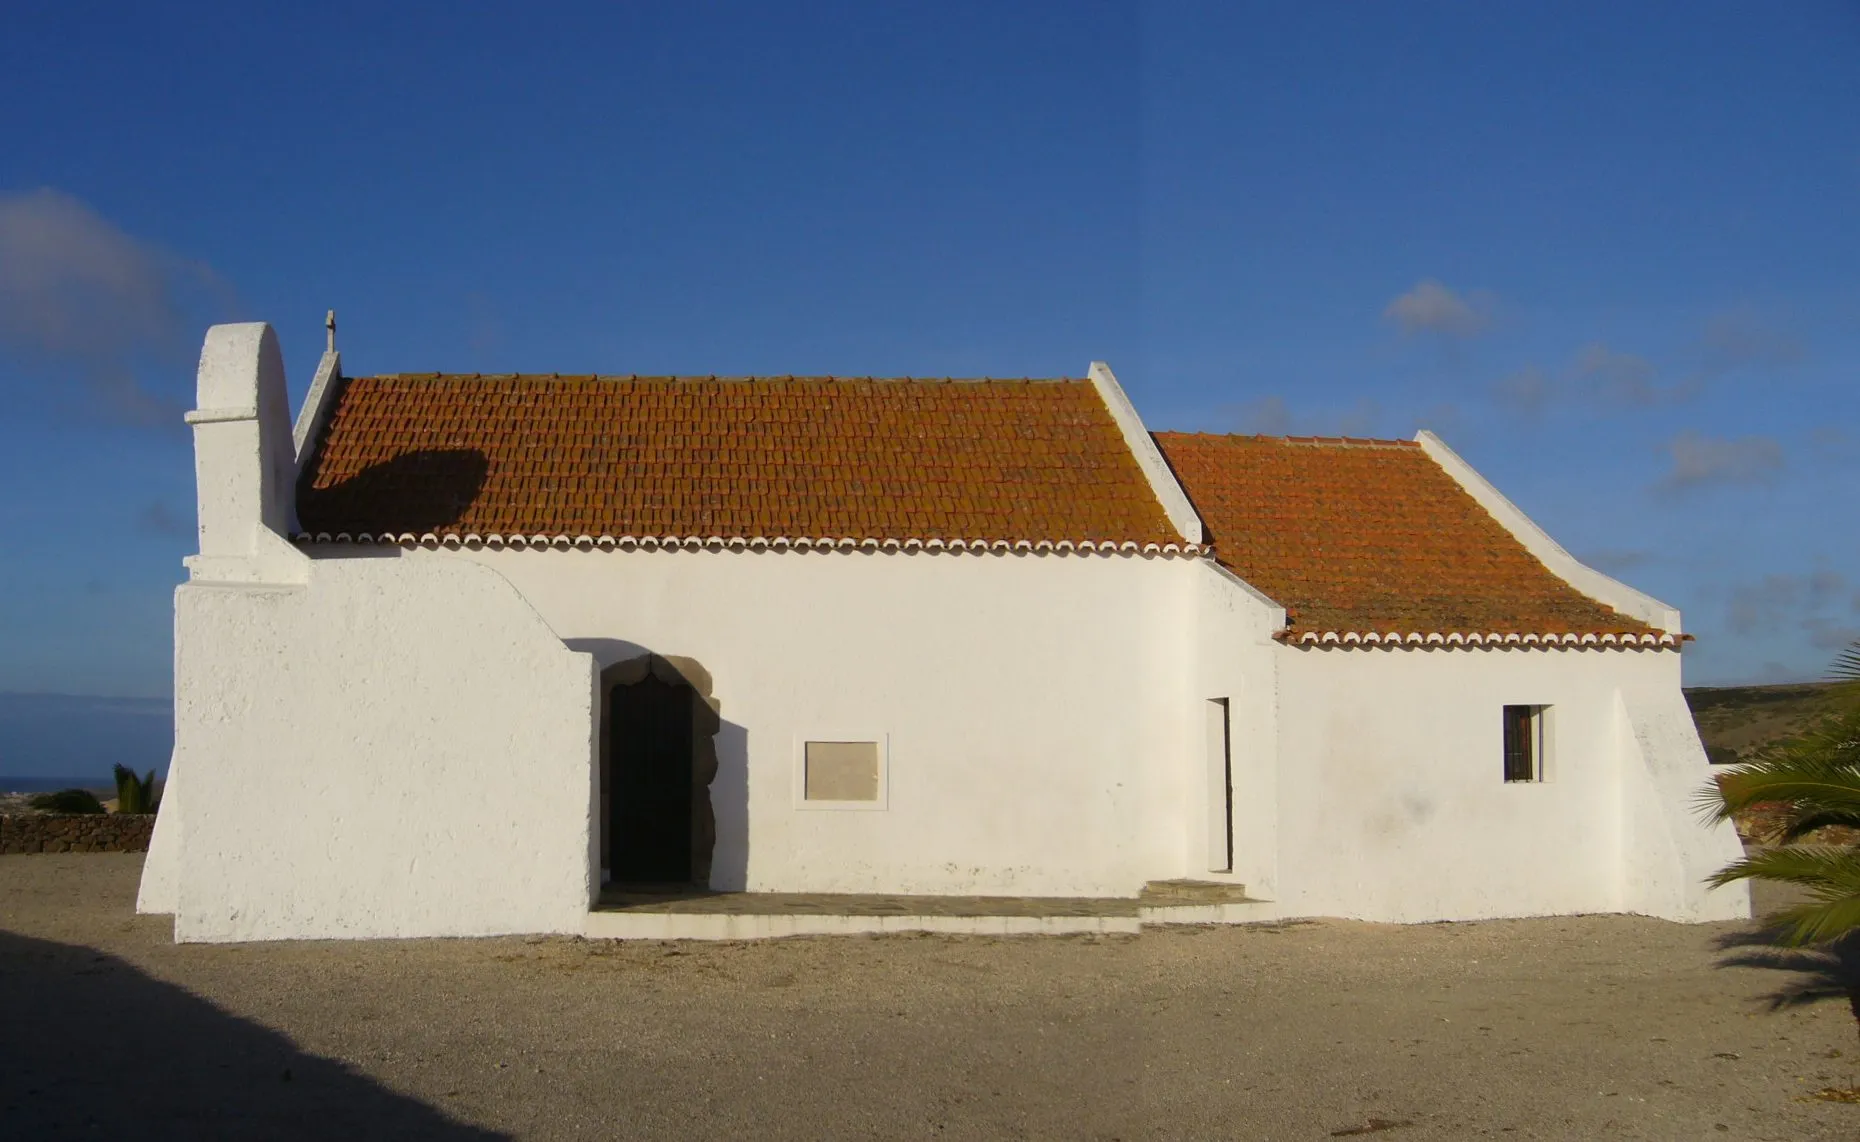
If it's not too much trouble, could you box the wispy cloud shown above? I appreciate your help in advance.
[1655,430,1784,493]
[1492,309,1803,423]
[1701,306,1804,374]
[1581,548,1654,575]
[1405,402,1464,441]
[1726,570,1860,652]
[1237,394,1292,435]
[137,500,193,539]
[1383,279,1492,338]
[1491,344,1696,421]
[1493,366,1552,416]
[1233,394,1382,437]
[465,291,505,358]
[0,187,226,428]
[1575,342,1698,407]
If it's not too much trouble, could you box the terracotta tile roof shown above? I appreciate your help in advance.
[1151,432,1669,645]
[296,374,1194,552]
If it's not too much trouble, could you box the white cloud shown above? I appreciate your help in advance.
[1234,394,1381,438]
[1493,366,1551,416]
[137,500,193,539]
[1701,307,1803,372]
[1580,549,1653,575]
[1492,347,1691,420]
[1728,573,1811,635]
[1383,279,1491,338]
[1332,397,1380,438]
[1655,430,1783,493]
[1576,342,1660,405]
[465,291,505,357]
[0,187,222,426]
[1805,618,1860,652]
[1236,394,1292,435]
[1724,570,1860,653]
[1406,402,1464,441]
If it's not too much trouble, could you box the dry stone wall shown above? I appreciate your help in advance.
[0,813,156,854]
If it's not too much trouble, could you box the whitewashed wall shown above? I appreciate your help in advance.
[1186,563,1285,898]
[1616,685,1751,922]
[145,321,1746,939]
[156,556,595,942]
[439,544,1205,897]
[140,322,599,942]
[1271,645,1749,923]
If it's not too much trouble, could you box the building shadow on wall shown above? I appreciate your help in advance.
[297,448,490,535]
[0,929,505,1140]
[567,639,750,892]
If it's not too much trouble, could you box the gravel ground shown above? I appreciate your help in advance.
[3,855,1858,1140]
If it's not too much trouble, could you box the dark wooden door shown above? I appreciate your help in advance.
[609,676,694,883]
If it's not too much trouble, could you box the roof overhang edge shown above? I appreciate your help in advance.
[1414,429,1684,635]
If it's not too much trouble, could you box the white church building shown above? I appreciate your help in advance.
[136,322,1749,942]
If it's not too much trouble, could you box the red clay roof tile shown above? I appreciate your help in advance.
[1152,432,1659,639]
[298,374,1187,548]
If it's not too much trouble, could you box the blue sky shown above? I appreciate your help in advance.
[0,1,1855,746]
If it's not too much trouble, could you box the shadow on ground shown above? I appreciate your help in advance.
[0,930,505,1140]
[1715,926,1860,1032]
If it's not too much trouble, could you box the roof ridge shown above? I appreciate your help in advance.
[1151,430,1419,448]
[358,373,1087,385]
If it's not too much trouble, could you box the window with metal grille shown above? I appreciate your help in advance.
[1502,704,1544,782]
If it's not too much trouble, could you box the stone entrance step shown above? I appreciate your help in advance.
[1138,880,1277,928]
[585,885,1278,941]
[1140,879,1255,905]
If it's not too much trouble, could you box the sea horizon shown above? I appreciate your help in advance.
[0,775,123,794]
[0,693,172,785]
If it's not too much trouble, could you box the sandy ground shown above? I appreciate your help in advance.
[3,856,1859,1140]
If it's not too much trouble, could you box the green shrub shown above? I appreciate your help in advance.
[28,788,105,814]
[112,765,161,814]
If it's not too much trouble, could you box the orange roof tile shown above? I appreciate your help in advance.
[1152,432,1662,641]
[297,374,1189,549]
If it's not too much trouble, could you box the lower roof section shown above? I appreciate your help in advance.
[1152,432,1664,642]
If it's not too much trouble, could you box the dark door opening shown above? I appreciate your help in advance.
[609,675,694,884]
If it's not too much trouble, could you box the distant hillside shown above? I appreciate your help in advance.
[1684,682,1844,766]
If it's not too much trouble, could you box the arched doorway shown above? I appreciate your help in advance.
[601,655,719,888]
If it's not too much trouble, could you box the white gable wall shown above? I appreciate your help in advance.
[437,544,1232,897]
[1271,645,1748,923]
[141,321,601,942]
[157,558,597,942]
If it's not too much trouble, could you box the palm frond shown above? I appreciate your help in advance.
[1832,639,1860,685]
[1781,811,1860,842]
[1706,845,1860,894]
[1702,645,1860,948]
[1758,896,1860,947]
[1699,700,1860,836]
[1704,758,1860,821]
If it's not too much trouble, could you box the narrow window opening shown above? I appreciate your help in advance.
[1502,704,1546,783]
